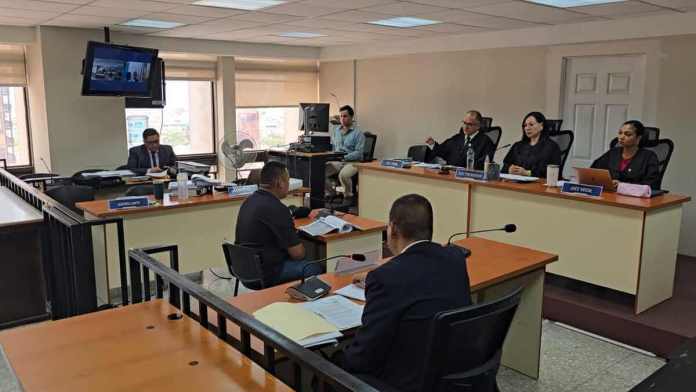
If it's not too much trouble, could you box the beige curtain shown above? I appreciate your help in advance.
[235,58,318,107]
[0,45,26,86]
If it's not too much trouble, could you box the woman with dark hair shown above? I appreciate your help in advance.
[591,120,660,189]
[502,112,562,178]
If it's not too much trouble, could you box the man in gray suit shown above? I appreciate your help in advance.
[126,128,177,175]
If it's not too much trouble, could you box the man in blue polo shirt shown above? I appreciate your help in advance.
[326,105,365,207]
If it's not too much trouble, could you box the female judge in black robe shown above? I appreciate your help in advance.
[503,112,562,179]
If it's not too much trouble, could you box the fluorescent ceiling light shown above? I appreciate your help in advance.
[193,0,285,10]
[277,32,327,38]
[121,19,185,29]
[526,0,626,7]
[368,17,441,28]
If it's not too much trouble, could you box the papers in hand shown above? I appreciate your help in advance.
[147,170,168,178]
[300,215,353,236]
[500,173,539,182]
[335,284,366,302]
[253,296,365,348]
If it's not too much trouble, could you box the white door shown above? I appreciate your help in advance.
[561,55,646,178]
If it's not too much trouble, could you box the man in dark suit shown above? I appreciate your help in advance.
[425,110,495,170]
[126,128,177,175]
[335,194,472,392]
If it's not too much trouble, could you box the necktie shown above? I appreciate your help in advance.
[151,151,157,168]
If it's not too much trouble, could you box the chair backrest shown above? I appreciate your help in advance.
[546,119,563,132]
[643,139,674,189]
[222,241,266,290]
[45,185,96,214]
[115,164,129,170]
[419,287,523,392]
[609,126,660,149]
[363,132,377,161]
[407,145,429,162]
[549,130,574,176]
[483,126,502,150]
[126,184,154,196]
[480,117,493,131]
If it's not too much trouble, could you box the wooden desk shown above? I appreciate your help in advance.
[0,187,47,328]
[0,300,292,392]
[75,190,305,303]
[229,237,557,379]
[357,162,691,313]
[268,149,345,209]
[295,212,386,272]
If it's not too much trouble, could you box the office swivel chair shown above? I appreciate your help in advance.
[407,145,429,162]
[609,127,660,149]
[221,242,267,296]
[546,119,563,132]
[548,130,575,177]
[45,185,96,215]
[483,126,502,151]
[643,139,674,190]
[480,117,493,131]
[126,185,154,196]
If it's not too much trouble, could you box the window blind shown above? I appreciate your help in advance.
[0,45,26,86]
[235,58,318,107]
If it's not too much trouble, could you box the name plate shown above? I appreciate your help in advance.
[561,182,603,197]
[229,184,258,197]
[108,196,149,210]
[380,159,411,169]
[455,168,486,181]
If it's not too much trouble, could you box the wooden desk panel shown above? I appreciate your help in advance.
[0,300,292,392]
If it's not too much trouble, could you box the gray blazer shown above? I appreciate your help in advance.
[126,144,177,175]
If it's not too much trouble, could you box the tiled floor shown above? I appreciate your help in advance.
[202,268,666,392]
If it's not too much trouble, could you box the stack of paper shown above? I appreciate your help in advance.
[300,215,353,236]
[500,173,539,182]
[302,295,364,330]
[81,170,135,178]
[335,284,366,302]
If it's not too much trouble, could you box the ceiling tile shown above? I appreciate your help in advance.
[409,0,514,8]
[606,9,678,19]
[283,17,355,28]
[41,0,94,4]
[226,11,304,23]
[44,14,130,27]
[643,0,696,11]
[419,9,541,29]
[109,25,166,33]
[467,1,592,24]
[0,0,79,12]
[164,5,247,17]
[332,22,434,36]
[295,0,398,9]
[0,15,38,25]
[70,5,149,18]
[141,12,213,23]
[264,3,344,17]
[571,0,668,16]
[0,7,63,19]
[89,0,179,12]
[318,10,398,23]
[414,22,489,34]
[359,2,451,16]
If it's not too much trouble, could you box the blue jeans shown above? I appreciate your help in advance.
[275,259,324,285]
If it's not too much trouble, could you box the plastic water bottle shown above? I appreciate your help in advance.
[176,172,189,201]
[466,146,475,170]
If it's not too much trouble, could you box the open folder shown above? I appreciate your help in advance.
[300,215,353,236]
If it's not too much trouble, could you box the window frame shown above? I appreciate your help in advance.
[235,105,302,152]
[1,85,34,174]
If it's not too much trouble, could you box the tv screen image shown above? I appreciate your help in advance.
[82,41,158,97]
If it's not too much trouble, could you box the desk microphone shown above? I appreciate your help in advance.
[286,254,366,301]
[446,224,517,246]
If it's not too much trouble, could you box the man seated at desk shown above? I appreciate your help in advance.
[334,194,472,391]
[425,110,494,170]
[326,105,365,208]
[126,128,177,175]
[236,161,322,286]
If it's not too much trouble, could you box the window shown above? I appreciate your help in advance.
[125,80,215,155]
[236,107,301,149]
[0,86,30,167]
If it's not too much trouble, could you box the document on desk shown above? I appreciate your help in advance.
[302,295,364,331]
[253,302,339,344]
[500,173,539,182]
[335,284,366,302]
[300,215,353,236]
[81,170,135,178]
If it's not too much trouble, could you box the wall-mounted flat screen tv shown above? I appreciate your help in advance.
[81,41,158,97]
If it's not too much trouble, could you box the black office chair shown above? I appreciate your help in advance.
[548,130,574,177]
[480,117,493,131]
[126,185,154,196]
[362,132,378,162]
[71,169,123,188]
[407,145,429,162]
[643,139,674,190]
[221,242,267,296]
[609,126,660,149]
[483,126,502,151]
[115,164,130,170]
[546,119,563,132]
[18,173,71,190]
[419,287,523,392]
[45,185,96,214]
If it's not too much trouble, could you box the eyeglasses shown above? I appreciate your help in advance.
[462,121,479,127]
[144,139,160,145]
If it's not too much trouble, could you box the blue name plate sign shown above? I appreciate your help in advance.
[455,168,486,181]
[229,184,258,197]
[381,159,411,169]
[108,196,149,210]
[561,182,603,197]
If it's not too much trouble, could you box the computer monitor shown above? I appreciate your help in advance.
[299,103,330,135]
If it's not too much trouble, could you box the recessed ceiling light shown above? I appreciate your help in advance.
[121,19,186,29]
[368,17,441,28]
[192,0,285,10]
[527,0,626,7]
[277,32,327,38]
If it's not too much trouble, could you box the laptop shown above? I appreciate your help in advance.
[574,167,616,191]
